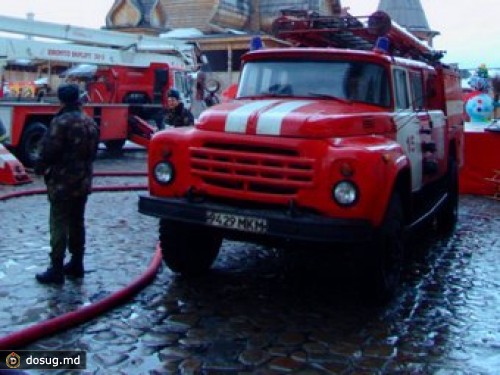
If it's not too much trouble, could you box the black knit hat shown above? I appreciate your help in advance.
[167,88,180,100]
[57,83,80,104]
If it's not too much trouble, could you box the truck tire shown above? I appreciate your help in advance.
[367,192,404,302]
[435,157,458,234]
[104,140,126,153]
[19,122,47,168]
[159,219,222,276]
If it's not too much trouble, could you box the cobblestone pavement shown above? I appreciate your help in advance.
[1,149,499,375]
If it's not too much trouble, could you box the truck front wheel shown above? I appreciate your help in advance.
[159,219,222,276]
[366,192,404,302]
[19,122,47,168]
[104,140,126,153]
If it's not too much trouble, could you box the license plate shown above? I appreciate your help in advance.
[206,211,268,233]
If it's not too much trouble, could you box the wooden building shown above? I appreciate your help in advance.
[106,0,342,33]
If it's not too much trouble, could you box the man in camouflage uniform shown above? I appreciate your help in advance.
[34,83,100,284]
[162,88,194,128]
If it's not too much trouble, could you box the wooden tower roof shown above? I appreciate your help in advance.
[377,0,439,44]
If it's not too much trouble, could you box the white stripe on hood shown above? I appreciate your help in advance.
[225,100,278,133]
[256,101,313,135]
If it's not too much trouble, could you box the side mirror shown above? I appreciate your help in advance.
[205,79,220,93]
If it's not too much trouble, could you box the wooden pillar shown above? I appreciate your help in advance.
[47,60,52,89]
[227,43,233,87]
[250,0,260,32]
[330,0,342,15]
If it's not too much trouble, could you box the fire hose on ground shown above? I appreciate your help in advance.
[0,173,162,350]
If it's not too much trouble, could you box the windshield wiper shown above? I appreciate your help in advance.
[258,92,292,97]
[308,92,352,104]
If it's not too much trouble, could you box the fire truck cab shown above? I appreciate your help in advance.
[139,11,464,301]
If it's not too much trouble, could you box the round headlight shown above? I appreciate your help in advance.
[332,180,358,206]
[154,162,175,184]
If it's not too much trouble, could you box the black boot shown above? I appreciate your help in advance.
[63,258,84,278]
[36,267,65,285]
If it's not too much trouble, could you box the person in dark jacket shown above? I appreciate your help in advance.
[163,88,194,128]
[34,83,100,284]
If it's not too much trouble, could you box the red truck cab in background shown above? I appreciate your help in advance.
[1,62,190,167]
[139,11,464,301]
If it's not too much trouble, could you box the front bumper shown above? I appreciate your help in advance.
[139,195,374,244]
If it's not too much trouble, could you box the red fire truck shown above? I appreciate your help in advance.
[139,11,464,300]
[0,15,198,167]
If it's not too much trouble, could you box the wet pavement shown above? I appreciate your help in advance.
[1,148,499,374]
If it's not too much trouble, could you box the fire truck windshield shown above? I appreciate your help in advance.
[237,60,390,107]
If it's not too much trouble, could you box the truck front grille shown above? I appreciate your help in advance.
[189,143,315,196]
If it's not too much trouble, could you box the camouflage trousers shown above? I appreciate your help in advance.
[49,196,88,268]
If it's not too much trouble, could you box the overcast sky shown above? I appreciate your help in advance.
[0,0,498,70]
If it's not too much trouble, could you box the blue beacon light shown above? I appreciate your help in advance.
[374,36,390,54]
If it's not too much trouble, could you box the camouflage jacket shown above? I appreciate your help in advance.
[35,105,99,201]
[164,103,194,128]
